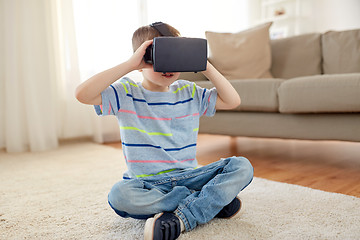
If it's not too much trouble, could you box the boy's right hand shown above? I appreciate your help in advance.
[75,40,153,106]
[127,40,153,71]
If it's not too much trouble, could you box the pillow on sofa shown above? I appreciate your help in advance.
[271,33,322,79]
[179,72,208,82]
[322,29,360,74]
[205,22,273,80]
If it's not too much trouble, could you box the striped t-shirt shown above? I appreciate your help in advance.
[94,77,217,178]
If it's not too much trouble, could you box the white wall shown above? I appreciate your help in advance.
[251,0,360,36]
[311,0,360,32]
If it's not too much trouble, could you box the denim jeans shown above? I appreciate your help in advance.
[108,156,253,231]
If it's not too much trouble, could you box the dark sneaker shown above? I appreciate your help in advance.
[215,197,242,219]
[144,212,183,240]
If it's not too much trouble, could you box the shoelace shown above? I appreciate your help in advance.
[160,219,180,240]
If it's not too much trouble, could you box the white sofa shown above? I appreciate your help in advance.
[181,25,360,142]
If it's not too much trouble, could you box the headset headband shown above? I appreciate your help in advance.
[150,22,174,37]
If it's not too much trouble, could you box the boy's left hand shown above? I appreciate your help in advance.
[202,61,241,110]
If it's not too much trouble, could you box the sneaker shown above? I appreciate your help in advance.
[215,197,242,219]
[144,212,183,240]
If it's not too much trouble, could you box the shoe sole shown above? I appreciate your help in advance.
[224,197,242,219]
[144,213,163,240]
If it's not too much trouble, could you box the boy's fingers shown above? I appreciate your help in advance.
[130,39,154,70]
[140,40,153,50]
[135,40,153,55]
[144,39,153,46]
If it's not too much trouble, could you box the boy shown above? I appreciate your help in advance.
[75,23,253,240]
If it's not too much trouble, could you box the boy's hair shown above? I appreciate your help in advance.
[132,23,180,52]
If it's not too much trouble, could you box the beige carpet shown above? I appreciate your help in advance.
[1,141,359,240]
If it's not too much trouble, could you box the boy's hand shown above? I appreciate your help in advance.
[202,61,241,110]
[127,40,153,71]
[75,40,154,106]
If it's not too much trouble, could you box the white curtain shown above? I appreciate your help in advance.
[0,0,120,152]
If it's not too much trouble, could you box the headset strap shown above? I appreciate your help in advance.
[150,22,174,36]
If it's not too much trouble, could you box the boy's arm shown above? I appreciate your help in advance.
[75,40,153,105]
[202,61,241,110]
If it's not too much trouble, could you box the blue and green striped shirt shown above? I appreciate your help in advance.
[94,77,217,178]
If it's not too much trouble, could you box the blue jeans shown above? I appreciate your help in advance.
[108,156,253,231]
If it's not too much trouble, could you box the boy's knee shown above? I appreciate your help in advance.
[108,181,134,211]
[230,156,254,185]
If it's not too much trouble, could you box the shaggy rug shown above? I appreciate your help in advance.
[0,141,359,240]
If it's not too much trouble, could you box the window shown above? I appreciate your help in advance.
[72,0,249,82]
[146,0,249,38]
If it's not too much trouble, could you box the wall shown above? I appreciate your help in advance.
[251,0,360,37]
[311,0,360,32]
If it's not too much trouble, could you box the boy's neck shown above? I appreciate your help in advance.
[141,80,170,92]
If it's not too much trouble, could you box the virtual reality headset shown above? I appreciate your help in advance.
[143,22,207,73]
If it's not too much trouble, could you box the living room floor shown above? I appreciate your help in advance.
[105,134,360,197]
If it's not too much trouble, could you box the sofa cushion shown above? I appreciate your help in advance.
[322,29,360,74]
[278,73,360,113]
[196,78,284,112]
[179,72,208,82]
[205,22,273,80]
[271,33,322,79]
